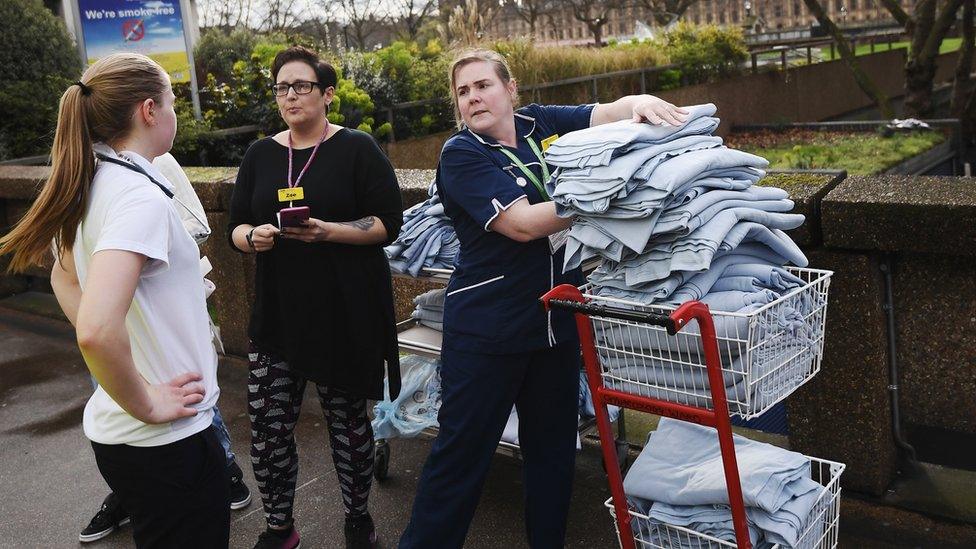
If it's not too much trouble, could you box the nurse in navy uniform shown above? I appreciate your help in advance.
[398,49,689,549]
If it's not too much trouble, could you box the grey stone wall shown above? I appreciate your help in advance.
[2,166,974,499]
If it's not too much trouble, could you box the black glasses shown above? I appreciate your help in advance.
[271,81,320,97]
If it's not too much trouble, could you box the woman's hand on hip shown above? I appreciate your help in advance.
[141,372,206,424]
[251,224,280,252]
[280,218,331,243]
[632,97,689,126]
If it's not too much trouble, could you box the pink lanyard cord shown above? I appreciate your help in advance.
[287,119,330,189]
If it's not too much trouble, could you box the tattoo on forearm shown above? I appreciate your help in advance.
[339,216,375,231]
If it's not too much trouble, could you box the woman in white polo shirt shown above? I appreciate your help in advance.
[0,53,228,547]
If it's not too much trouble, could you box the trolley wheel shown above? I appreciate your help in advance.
[374,440,390,481]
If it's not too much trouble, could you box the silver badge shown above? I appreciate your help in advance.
[516,177,527,187]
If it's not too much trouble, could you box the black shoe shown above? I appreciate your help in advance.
[344,513,378,549]
[253,526,301,549]
[227,460,252,510]
[79,492,130,543]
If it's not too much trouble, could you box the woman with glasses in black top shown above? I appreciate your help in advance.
[228,46,402,549]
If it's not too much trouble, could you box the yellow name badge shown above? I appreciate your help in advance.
[277,187,304,202]
[540,134,559,151]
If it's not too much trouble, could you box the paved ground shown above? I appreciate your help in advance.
[3,303,974,548]
[0,307,621,548]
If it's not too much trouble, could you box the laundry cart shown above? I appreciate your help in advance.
[541,267,845,549]
[373,267,630,481]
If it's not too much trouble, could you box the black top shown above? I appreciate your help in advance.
[228,129,403,400]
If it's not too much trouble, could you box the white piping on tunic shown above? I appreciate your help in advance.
[446,275,506,297]
[484,195,528,232]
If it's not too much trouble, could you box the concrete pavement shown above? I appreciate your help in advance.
[3,302,973,548]
[0,306,619,548]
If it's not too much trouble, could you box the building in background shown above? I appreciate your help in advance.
[486,0,913,45]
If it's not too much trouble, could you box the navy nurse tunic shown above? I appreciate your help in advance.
[437,103,594,353]
[400,103,597,549]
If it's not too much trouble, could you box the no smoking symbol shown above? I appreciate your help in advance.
[122,19,145,42]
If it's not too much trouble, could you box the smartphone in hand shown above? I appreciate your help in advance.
[277,206,310,228]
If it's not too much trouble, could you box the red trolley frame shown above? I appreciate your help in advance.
[541,284,753,549]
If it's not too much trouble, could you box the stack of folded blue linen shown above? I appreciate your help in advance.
[545,105,821,407]
[623,418,826,548]
[411,288,445,331]
[386,183,460,277]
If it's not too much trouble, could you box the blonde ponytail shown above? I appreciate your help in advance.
[0,53,168,272]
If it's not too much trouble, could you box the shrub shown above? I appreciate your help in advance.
[200,35,381,141]
[654,22,747,84]
[194,27,260,84]
[0,0,81,160]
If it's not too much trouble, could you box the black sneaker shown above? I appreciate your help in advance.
[79,492,130,543]
[253,526,301,549]
[344,513,378,549]
[228,460,252,510]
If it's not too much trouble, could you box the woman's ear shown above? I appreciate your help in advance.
[139,97,157,127]
[323,86,336,108]
[508,78,518,101]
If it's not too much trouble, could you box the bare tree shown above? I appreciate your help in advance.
[802,0,895,119]
[510,0,553,36]
[560,0,621,46]
[887,0,967,117]
[952,0,975,120]
[392,0,438,41]
[636,0,700,26]
[802,0,970,121]
[200,0,254,28]
[258,0,301,32]
[336,0,388,49]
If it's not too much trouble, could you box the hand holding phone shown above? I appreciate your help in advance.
[277,206,310,228]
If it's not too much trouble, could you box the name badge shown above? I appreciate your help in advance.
[278,187,304,202]
[541,134,559,152]
[549,228,569,253]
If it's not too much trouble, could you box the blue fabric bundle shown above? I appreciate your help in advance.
[624,418,826,548]
[386,183,460,276]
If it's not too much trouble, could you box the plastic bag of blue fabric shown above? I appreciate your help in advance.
[372,354,442,440]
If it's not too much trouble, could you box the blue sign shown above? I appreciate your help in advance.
[77,0,192,83]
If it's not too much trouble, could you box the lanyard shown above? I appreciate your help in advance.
[95,153,173,197]
[287,120,330,190]
[94,152,212,243]
[496,137,551,201]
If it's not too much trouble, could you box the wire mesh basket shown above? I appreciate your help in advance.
[606,455,845,549]
[582,267,832,419]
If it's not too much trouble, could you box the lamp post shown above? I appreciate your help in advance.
[744,0,752,18]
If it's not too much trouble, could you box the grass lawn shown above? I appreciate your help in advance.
[819,37,962,60]
[726,129,946,175]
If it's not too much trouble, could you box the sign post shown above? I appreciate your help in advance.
[73,0,201,119]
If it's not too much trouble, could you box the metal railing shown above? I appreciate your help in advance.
[747,31,907,73]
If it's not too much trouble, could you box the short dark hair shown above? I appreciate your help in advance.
[271,46,337,91]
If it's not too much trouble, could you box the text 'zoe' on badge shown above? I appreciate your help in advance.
[278,187,305,202]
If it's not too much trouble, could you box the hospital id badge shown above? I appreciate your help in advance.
[278,187,304,202]
[549,228,569,253]
[541,134,559,151]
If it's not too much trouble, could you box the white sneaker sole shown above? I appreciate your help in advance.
[230,491,252,510]
[78,518,130,543]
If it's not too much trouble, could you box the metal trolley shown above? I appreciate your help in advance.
[540,267,845,549]
[373,267,629,481]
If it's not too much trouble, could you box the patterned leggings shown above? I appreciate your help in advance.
[248,345,374,527]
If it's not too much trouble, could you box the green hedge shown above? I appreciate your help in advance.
[0,0,81,160]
